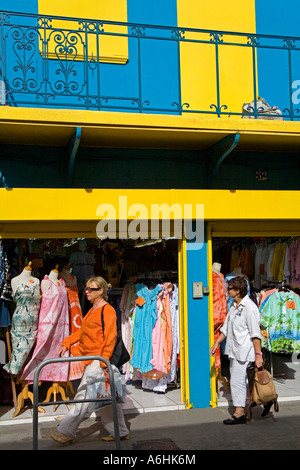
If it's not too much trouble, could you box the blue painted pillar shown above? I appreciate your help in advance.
[186,225,211,408]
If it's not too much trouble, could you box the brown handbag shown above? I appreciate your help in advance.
[246,367,279,420]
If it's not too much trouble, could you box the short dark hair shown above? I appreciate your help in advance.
[228,276,248,298]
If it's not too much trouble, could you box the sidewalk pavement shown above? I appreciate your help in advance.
[0,399,299,451]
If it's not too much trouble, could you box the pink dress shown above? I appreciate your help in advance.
[21,276,69,383]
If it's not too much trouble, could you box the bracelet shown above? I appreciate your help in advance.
[255,352,263,356]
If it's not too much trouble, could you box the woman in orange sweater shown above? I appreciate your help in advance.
[51,276,129,444]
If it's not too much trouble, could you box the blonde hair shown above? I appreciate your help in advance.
[86,276,110,300]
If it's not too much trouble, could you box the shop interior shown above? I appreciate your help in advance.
[0,237,183,418]
[212,236,300,405]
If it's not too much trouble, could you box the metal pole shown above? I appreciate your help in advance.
[32,356,121,450]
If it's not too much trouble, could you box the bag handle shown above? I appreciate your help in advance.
[100,305,106,340]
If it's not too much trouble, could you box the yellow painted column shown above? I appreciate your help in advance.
[177,0,257,116]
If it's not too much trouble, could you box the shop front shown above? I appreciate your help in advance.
[208,218,300,407]
[1,188,299,412]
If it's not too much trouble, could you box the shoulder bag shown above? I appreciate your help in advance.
[101,305,130,369]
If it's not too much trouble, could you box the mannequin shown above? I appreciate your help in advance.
[231,266,242,276]
[41,265,61,293]
[59,262,76,286]
[11,262,39,295]
[59,262,84,384]
[212,262,230,396]
[212,262,222,274]
[21,264,69,385]
[4,262,43,417]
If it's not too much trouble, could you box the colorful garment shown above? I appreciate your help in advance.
[64,278,84,381]
[288,239,300,288]
[212,271,228,369]
[130,284,162,374]
[259,290,300,353]
[270,243,287,281]
[21,276,69,383]
[143,290,166,378]
[4,282,40,375]
[142,283,179,393]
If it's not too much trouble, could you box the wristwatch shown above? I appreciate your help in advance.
[255,352,263,356]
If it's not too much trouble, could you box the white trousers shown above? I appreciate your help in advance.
[58,361,129,438]
[229,358,250,408]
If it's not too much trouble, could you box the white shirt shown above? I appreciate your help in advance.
[220,295,261,362]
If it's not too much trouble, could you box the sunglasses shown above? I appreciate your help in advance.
[85,287,101,293]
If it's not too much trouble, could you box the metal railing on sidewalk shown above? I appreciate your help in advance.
[32,356,121,450]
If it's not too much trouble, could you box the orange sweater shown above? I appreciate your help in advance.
[62,303,117,367]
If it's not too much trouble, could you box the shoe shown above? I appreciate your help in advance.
[50,433,75,444]
[261,401,273,417]
[223,414,246,425]
[101,434,130,442]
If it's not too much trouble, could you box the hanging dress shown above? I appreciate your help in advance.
[21,276,69,383]
[259,289,300,353]
[130,284,162,374]
[3,282,40,375]
[63,277,84,380]
[212,271,228,369]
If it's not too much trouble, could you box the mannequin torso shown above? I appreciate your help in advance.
[41,270,61,293]
[59,267,77,287]
[11,268,40,295]
[212,262,222,274]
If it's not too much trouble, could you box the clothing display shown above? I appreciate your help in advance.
[120,277,180,392]
[259,288,300,354]
[214,237,300,290]
[3,282,40,375]
[212,270,227,369]
[1,237,181,410]
[21,275,70,383]
[63,277,84,380]
[214,235,300,390]
[130,283,162,374]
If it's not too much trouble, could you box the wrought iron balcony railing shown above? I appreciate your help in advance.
[1,10,300,119]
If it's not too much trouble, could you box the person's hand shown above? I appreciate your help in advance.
[210,342,219,356]
[255,354,264,369]
[58,346,68,357]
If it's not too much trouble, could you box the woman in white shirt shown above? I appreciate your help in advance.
[211,276,263,424]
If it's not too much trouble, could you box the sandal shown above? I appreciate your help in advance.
[50,433,75,444]
[101,434,130,442]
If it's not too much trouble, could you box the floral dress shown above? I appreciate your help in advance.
[4,282,40,375]
[21,276,69,383]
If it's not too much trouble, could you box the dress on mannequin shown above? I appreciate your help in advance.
[4,266,40,375]
[212,263,227,369]
[59,266,84,380]
[21,271,69,383]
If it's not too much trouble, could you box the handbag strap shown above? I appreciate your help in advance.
[100,305,105,333]
[100,304,120,336]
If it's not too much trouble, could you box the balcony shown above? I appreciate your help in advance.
[1,10,300,119]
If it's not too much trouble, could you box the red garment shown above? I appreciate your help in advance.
[212,271,227,369]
